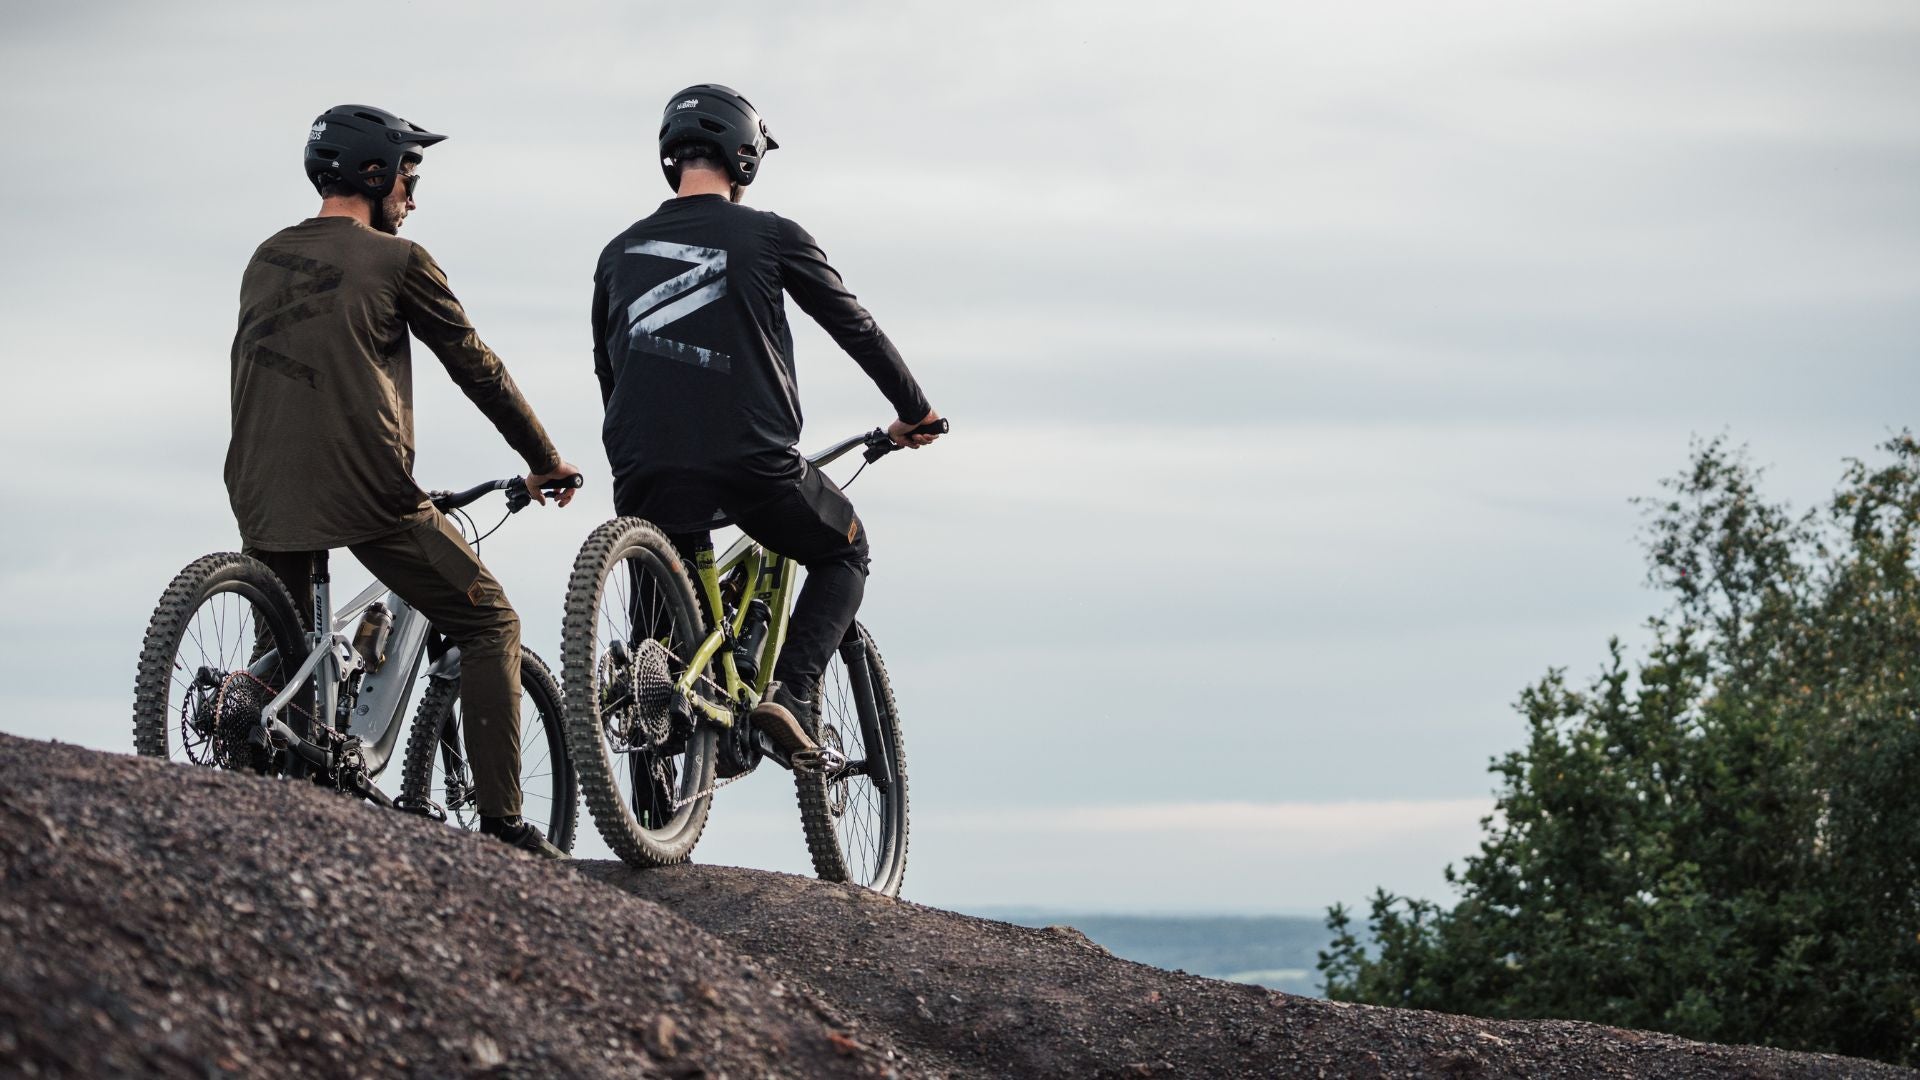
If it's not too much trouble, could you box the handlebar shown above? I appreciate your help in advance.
[807,418,952,470]
[429,473,584,514]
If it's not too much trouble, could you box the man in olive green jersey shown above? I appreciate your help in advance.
[227,104,579,857]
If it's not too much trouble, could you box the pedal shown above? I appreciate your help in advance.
[396,795,449,823]
[791,747,847,775]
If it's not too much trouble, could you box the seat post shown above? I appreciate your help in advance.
[310,550,337,738]
[284,549,335,775]
[309,551,332,647]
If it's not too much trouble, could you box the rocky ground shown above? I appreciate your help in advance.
[1,733,1910,1079]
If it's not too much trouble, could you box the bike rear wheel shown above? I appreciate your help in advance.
[562,518,719,867]
[398,646,578,850]
[132,553,308,769]
[797,623,910,896]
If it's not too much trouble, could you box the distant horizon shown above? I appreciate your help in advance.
[958,905,1337,922]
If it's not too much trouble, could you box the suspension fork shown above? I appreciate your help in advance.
[839,632,891,792]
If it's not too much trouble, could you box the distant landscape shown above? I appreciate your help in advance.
[967,910,1334,998]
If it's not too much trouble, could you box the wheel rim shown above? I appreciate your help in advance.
[162,582,292,767]
[819,644,900,889]
[594,545,711,841]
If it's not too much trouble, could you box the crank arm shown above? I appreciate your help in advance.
[343,768,397,809]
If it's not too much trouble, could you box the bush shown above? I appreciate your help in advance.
[1319,435,1920,1064]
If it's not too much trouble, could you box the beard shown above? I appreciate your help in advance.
[371,188,407,234]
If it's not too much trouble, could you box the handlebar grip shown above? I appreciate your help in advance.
[504,471,585,512]
[861,417,951,463]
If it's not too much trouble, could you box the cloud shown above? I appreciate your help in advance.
[1,0,1916,913]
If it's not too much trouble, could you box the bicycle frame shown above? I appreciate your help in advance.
[255,553,431,782]
[664,422,935,726]
[673,534,799,725]
[328,578,433,773]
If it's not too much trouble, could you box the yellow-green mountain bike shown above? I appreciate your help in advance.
[561,422,944,896]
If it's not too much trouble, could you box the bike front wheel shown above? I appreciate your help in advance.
[562,518,719,867]
[132,553,308,770]
[797,622,910,896]
[398,646,578,851]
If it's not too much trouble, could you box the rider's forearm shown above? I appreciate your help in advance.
[779,223,930,423]
[807,301,928,422]
[853,330,930,424]
[437,345,562,473]
[402,246,563,474]
[472,373,563,475]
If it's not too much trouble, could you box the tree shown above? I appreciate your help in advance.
[1319,435,1920,1064]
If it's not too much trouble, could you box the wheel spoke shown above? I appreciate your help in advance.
[806,633,903,892]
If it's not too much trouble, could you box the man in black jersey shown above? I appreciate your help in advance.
[591,84,939,764]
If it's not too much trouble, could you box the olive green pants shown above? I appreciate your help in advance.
[247,511,525,817]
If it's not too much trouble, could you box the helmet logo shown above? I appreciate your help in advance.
[309,121,326,141]
[676,98,699,110]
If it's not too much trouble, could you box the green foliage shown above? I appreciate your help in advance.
[1320,435,1920,1064]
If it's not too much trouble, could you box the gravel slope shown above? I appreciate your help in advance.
[0,734,911,1079]
[1,733,1908,1079]
[581,862,1915,1080]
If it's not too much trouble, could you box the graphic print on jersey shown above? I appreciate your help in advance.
[623,239,733,373]
[239,248,344,389]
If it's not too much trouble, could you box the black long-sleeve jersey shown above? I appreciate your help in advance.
[592,194,929,524]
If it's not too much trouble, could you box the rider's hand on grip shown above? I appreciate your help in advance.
[525,462,585,507]
[887,411,947,449]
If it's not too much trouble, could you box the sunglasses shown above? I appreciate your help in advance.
[398,171,420,196]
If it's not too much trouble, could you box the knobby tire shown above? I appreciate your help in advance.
[132,553,308,767]
[397,646,578,851]
[796,623,910,896]
[562,517,718,867]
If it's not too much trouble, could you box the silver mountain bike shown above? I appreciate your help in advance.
[131,476,581,845]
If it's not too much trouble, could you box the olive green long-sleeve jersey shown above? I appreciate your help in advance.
[225,217,560,551]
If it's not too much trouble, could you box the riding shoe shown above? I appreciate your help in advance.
[480,815,568,860]
[750,681,823,771]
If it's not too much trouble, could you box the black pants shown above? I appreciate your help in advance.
[621,461,869,699]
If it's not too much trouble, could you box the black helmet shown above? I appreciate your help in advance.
[305,104,447,199]
[658,84,779,190]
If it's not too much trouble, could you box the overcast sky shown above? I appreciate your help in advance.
[1,0,1915,915]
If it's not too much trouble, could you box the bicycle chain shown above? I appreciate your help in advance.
[670,767,750,811]
[608,629,820,811]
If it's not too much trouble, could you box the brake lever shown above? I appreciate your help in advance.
[862,418,951,462]
[505,473,586,513]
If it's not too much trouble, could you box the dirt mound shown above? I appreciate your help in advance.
[0,734,906,1079]
[583,863,1915,1079]
[1,733,1909,1079]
